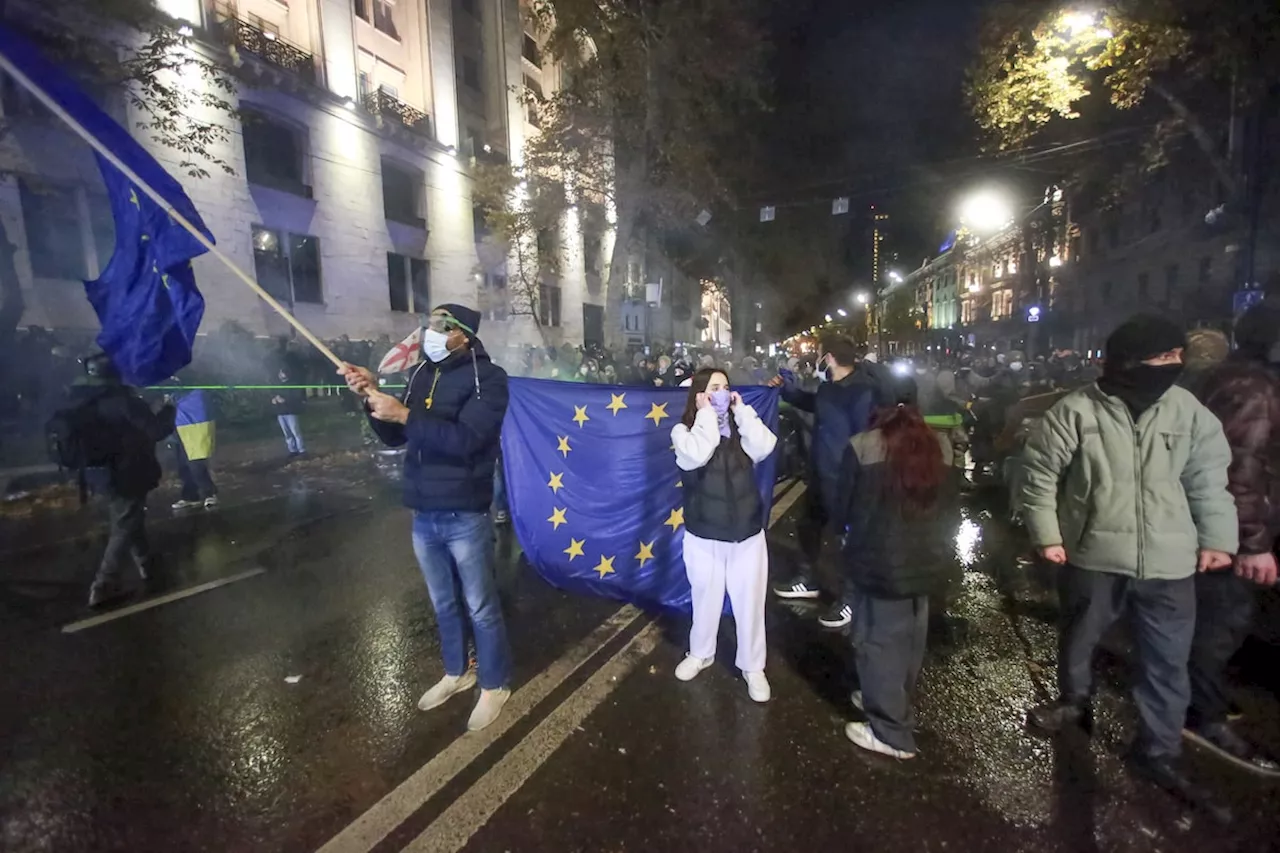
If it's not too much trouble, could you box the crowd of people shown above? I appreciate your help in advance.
[22,291,1280,823]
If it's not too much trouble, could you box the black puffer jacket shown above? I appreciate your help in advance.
[838,427,955,598]
[367,341,509,512]
[69,379,175,498]
[682,443,762,543]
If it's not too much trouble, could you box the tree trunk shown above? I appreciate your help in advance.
[604,200,637,350]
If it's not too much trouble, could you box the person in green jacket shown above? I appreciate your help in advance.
[1020,314,1238,817]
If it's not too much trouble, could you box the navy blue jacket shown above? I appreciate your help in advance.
[366,341,509,513]
[781,372,874,521]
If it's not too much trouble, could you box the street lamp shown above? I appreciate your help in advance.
[837,308,848,317]
[886,270,903,284]
[958,190,1014,235]
[824,314,833,323]
[855,291,870,305]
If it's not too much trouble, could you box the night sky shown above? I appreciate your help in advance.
[753,0,990,275]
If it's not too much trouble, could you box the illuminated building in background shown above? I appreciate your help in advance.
[871,206,889,283]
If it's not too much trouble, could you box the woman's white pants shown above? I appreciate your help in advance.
[683,530,768,673]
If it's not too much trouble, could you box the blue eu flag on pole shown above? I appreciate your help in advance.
[0,24,214,386]
[503,379,780,611]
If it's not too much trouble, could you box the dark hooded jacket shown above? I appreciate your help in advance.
[68,377,175,498]
[366,339,509,512]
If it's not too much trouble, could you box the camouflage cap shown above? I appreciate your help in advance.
[1183,327,1230,370]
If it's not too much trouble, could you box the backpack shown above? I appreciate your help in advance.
[46,399,113,471]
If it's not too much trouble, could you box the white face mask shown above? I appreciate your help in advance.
[422,328,452,363]
[1009,361,1024,372]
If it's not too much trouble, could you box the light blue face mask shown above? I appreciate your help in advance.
[422,328,452,363]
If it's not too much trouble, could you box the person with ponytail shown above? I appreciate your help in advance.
[837,381,951,759]
[671,368,778,702]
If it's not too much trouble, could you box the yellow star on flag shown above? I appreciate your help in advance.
[564,538,585,561]
[573,405,590,428]
[593,554,616,579]
[160,273,171,291]
[646,402,670,427]
[557,436,572,457]
[548,471,565,494]
[606,393,628,415]
[635,540,656,567]
[129,188,140,208]
[548,507,568,530]
[664,507,684,532]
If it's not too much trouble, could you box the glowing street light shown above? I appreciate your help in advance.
[886,270,903,284]
[855,292,870,305]
[959,190,1014,235]
[1061,10,1097,36]
[824,314,833,323]
[837,308,848,317]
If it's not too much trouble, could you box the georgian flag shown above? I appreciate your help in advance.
[378,327,422,375]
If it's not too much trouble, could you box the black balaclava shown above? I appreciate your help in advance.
[1098,314,1186,418]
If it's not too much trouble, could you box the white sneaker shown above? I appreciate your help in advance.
[744,671,771,703]
[171,499,202,510]
[467,687,511,731]
[417,672,477,711]
[674,654,713,682]
[851,690,864,712]
[203,496,220,509]
[844,721,915,759]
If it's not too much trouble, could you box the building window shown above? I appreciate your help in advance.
[387,253,429,313]
[461,55,482,92]
[536,227,557,267]
[19,179,90,280]
[242,109,309,196]
[991,288,1013,319]
[374,0,399,38]
[539,282,561,327]
[524,74,544,126]
[357,71,371,99]
[252,226,323,305]
[480,273,509,321]
[1198,256,1213,284]
[1137,272,1149,299]
[522,33,541,66]
[381,159,425,228]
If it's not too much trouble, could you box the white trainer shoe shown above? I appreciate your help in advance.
[844,721,915,759]
[674,654,713,682]
[851,690,864,712]
[467,687,511,731]
[744,671,771,703]
[417,672,477,711]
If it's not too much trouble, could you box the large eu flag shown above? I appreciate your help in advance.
[0,24,213,386]
[503,379,780,611]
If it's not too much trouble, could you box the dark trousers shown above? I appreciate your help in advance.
[796,487,848,601]
[852,590,929,754]
[175,443,217,502]
[1187,569,1255,727]
[1056,564,1196,760]
[95,495,150,588]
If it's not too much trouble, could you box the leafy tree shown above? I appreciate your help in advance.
[966,0,1279,197]
[473,0,768,345]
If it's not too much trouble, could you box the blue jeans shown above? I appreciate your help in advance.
[278,414,305,453]
[412,510,511,690]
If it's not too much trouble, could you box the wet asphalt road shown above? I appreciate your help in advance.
[2,458,1279,853]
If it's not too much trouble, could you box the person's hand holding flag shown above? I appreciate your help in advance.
[339,363,408,424]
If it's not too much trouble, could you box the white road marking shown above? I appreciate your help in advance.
[769,481,807,527]
[401,621,663,853]
[317,475,809,853]
[61,568,266,634]
[315,605,645,853]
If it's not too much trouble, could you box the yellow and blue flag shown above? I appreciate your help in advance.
[503,379,780,611]
[0,24,214,386]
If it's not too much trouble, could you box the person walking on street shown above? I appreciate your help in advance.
[51,353,175,608]
[170,383,218,510]
[838,381,951,759]
[1185,303,1280,777]
[1020,314,1238,817]
[273,369,306,456]
[768,336,875,628]
[671,368,778,701]
[340,303,513,732]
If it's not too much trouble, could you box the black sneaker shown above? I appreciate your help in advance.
[773,577,821,600]
[1183,721,1280,778]
[1127,752,1232,825]
[819,602,853,628]
[1028,699,1093,734]
[88,583,129,609]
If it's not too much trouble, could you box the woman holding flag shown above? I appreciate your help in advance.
[671,368,778,702]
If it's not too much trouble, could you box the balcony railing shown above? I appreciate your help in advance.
[220,15,317,84]
[365,87,432,138]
